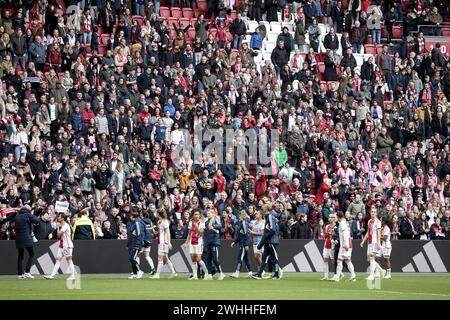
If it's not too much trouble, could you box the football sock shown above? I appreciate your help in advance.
[198,260,208,274]
[67,259,75,276]
[136,256,140,266]
[323,261,329,278]
[146,256,155,269]
[369,259,376,275]
[50,260,61,277]
[192,262,198,277]
[347,261,356,278]
[336,261,343,278]
[156,261,163,275]
[167,260,176,273]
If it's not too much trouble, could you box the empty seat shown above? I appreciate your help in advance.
[100,34,110,45]
[318,62,325,74]
[187,27,196,40]
[266,31,279,42]
[270,21,282,32]
[442,28,450,37]
[247,20,259,32]
[281,22,294,32]
[393,26,402,39]
[179,18,190,29]
[264,41,276,52]
[159,7,170,18]
[168,17,179,28]
[171,7,183,19]
[375,44,383,54]
[183,8,195,19]
[364,44,376,55]
[197,1,208,11]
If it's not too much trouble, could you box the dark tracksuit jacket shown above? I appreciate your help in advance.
[233,217,252,272]
[204,216,222,274]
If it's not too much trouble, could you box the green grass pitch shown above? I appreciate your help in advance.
[1,273,449,300]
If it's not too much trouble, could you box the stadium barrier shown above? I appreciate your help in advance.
[0,240,449,275]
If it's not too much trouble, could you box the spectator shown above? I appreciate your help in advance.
[230,13,246,50]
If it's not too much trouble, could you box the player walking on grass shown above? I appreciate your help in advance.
[204,208,225,280]
[250,210,265,275]
[376,216,392,279]
[136,212,156,275]
[126,211,145,280]
[230,210,253,278]
[335,211,356,282]
[361,207,385,281]
[321,213,336,280]
[252,205,281,280]
[150,209,177,279]
[185,209,209,280]
[44,213,76,280]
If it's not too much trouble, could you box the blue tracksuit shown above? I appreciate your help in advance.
[257,212,281,276]
[142,218,153,247]
[233,217,252,273]
[204,216,223,274]
[127,218,145,274]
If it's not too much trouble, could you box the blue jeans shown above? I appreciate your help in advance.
[155,0,160,16]
[352,43,361,53]
[194,52,202,65]
[233,35,244,49]
[371,29,381,45]
[83,32,92,44]
[135,3,145,16]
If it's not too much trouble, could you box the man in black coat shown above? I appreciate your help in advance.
[323,28,339,56]
[399,212,420,239]
[271,40,289,80]
[0,206,40,278]
[33,211,55,240]
[230,13,247,49]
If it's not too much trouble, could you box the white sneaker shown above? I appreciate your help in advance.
[204,274,213,281]
[188,276,198,280]
[67,275,76,281]
[349,275,356,282]
[149,274,160,279]
[334,275,340,282]
[247,272,253,278]
[128,274,137,280]
[18,275,26,279]
[366,274,375,281]
[168,273,178,279]
[217,273,225,281]
[279,268,284,279]
[321,276,329,281]
[329,275,338,281]
[44,275,55,280]
[24,273,34,279]
[381,269,386,279]
[136,270,144,279]
[385,274,392,279]
[229,272,239,278]
[339,273,345,281]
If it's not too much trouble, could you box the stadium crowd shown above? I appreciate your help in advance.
[0,0,449,244]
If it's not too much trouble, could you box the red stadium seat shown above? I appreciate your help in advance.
[183,8,195,19]
[441,28,450,37]
[132,15,144,26]
[197,1,208,11]
[318,62,325,75]
[364,44,376,55]
[209,28,217,37]
[393,26,402,39]
[101,34,110,45]
[179,18,190,29]
[168,17,179,28]
[375,44,383,54]
[98,45,108,55]
[190,18,198,25]
[159,7,171,18]
[171,7,183,19]
[367,34,372,45]
[381,27,388,38]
